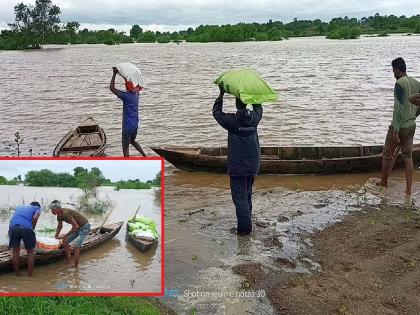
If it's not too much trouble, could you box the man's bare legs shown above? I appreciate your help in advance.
[12,247,20,276]
[404,158,413,196]
[27,248,34,277]
[131,140,146,157]
[62,238,72,265]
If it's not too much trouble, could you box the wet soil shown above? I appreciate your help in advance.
[234,205,420,315]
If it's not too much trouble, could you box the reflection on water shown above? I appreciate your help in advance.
[1,36,420,156]
[0,186,161,293]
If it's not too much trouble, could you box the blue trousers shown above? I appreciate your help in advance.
[230,175,255,234]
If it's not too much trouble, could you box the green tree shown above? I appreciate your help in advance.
[138,31,156,43]
[415,22,420,33]
[0,176,7,185]
[25,169,56,186]
[130,24,143,39]
[267,27,283,40]
[152,171,161,186]
[7,0,61,49]
[65,21,79,44]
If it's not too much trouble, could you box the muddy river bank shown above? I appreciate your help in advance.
[162,168,420,314]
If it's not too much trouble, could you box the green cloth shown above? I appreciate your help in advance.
[391,76,420,132]
[58,208,88,227]
[214,69,278,104]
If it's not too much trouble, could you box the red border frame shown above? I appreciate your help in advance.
[0,157,165,297]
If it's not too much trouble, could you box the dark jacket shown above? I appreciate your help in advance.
[213,96,263,176]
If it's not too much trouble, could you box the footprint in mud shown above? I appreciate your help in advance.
[262,235,283,248]
[274,257,297,269]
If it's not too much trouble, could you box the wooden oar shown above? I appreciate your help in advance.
[130,205,141,222]
[96,207,114,234]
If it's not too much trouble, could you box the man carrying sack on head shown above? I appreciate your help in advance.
[50,200,90,268]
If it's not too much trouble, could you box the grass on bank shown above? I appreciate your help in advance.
[0,297,173,315]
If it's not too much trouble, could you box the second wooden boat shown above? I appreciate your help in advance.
[53,117,107,157]
[126,227,158,253]
[151,144,420,175]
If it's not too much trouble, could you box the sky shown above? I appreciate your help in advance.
[0,0,419,33]
[0,160,161,182]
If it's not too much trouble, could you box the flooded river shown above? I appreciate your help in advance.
[1,36,420,156]
[2,35,420,313]
[0,186,161,293]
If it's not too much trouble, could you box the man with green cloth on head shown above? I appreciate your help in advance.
[50,200,91,268]
[380,57,420,196]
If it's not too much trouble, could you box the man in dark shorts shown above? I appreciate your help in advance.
[110,67,146,157]
[380,58,420,196]
[213,85,263,235]
[50,200,91,268]
[8,201,42,277]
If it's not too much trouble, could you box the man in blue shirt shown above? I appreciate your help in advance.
[8,201,41,277]
[110,67,146,157]
[213,85,263,236]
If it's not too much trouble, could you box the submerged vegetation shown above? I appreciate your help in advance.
[1,1,420,50]
[76,191,115,214]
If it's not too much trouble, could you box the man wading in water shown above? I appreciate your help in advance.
[110,67,147,157]
[8,202,41,277]
[213,85,263,235]
[50,201,91,268]
[380,57,420,196]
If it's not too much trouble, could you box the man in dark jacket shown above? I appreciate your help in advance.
[213,85,263,235]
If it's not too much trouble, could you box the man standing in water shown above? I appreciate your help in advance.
[213,85,263,235]
[380,58,420,196]
[110,67,147,157]
[50,201,90,268]
[8,201,41,277]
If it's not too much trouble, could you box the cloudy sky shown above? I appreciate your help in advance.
[0,0,419,32]
[0,160,161,182]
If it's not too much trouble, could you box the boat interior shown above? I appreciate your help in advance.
[198,146,385,160]
[59,124,104,156]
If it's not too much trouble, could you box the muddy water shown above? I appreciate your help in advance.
[162,168,420,314]
[1,36,420,156]
[0,185,161,293]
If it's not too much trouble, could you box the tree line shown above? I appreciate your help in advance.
[1,0,420,50]
[0,167,161,190]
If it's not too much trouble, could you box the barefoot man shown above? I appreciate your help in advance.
[380,58,420,195]
[110,67,147,157]
[50,200,91,267]
[8,201,41,277]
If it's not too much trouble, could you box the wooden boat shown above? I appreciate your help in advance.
[53,117,107,157]
[151,144,420,175]
[0,222,123,273]
[126,227,158,253]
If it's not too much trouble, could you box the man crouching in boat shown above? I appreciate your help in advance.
[213,85,263,236]
[50,201,90,268]
[8,202,41,277]
[110,67,147,157]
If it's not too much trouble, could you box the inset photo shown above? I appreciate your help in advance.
[0,158,163,295]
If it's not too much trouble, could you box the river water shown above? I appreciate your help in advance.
[1,35,420,156]
[0,185,162,293]
[2,35,420,312]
